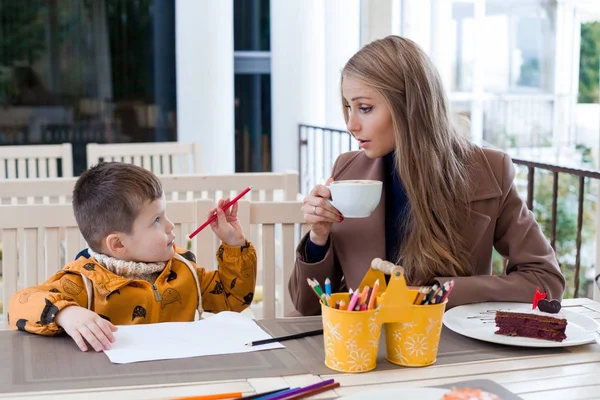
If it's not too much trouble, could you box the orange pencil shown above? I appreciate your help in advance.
[359,285,370,306]
[172,392,242,400]
[338,300,347,311]
[413,286,429,305]
[367,279,379,310]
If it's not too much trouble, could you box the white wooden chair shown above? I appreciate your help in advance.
[0,172,300,205]
[193,199,307,319]
[0,177,77,205]
[86,142,201,175]
[160,171,300,202]
[0,143,73,179]
[0,201,196,329]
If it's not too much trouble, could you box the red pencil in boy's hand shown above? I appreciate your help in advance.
[188,186,252,239]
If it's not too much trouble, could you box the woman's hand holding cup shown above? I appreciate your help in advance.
[302,177,343,245]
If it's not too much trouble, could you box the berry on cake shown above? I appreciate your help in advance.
[494,287,567,342]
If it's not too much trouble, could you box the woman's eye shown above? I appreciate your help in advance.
[359,107,372,114]
[154,217,160,224]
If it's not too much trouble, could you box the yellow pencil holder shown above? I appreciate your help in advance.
[321,293,382,373]
[320,266,447,372]
[384,290,446,367]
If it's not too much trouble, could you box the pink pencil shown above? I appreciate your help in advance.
[347,289,361,312]
[188,186,252,239]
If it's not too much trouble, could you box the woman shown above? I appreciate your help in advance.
[289,35,565,316]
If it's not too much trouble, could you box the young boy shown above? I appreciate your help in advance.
[8,162,257,352]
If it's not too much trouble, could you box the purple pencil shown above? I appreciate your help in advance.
[262,379,335,400]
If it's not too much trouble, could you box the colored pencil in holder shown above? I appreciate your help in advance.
[413,286,430,305]
[324,277,332,297]
[347,289,361,311]
[359,285,370,306]
[440,280,455,302]
[421,283,439,305]
[367,279,379,310]
[306,278,329,307]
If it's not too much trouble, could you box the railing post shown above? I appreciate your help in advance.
[596,181,600,301]
[574,176,585,298]
[550,171,558,249]
[527,166,535,211]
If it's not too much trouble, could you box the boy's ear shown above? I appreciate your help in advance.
[105,233,126,257]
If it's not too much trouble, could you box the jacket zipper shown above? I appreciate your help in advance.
[151,283,162,301]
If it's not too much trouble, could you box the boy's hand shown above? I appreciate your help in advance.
[55,306,118,352]
[209,198,246,246]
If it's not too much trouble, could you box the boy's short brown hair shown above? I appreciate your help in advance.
[73,162,163,252]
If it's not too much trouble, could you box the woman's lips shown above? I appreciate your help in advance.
[359,140,370,149]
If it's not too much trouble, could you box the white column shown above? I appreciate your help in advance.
[175,0,234,174]
[430,0,453,90]
[271,0,326,172]
[324,0,361,129]
[470,0,485,145]
[401,0,432,54]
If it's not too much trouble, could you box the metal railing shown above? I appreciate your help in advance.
[298,123,600,298]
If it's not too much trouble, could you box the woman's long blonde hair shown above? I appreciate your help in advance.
[342,35,476,285]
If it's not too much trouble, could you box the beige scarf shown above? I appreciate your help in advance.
[88,249,165,283]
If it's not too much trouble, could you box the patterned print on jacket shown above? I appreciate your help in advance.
[8,243,257,335]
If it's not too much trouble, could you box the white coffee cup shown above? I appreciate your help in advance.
[328,180,383,218]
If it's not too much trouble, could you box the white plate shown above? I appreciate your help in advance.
[339,387,450,399]
[443,302,599,348]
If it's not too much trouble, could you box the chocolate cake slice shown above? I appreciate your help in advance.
[495,308,567,342]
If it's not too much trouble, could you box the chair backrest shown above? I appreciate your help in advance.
[0,172,300,208]
[193,199,307,319]
[86,142,201,175]
[160,171,300,202]
[0,143,73,179]
[0,201,196,328]
[0,177,77,205]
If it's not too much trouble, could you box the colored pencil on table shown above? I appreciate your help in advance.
[282,382,341,400]
[188,186,252,239]
[245,329,324,347]
[261,380,335,400]
[240,388,290,400]
[172,392,242,400]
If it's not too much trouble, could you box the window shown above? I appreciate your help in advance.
[0,0,177,175]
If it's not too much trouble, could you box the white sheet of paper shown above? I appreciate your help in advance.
[103,311,284,364]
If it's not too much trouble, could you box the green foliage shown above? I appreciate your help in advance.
[493,145,597,298]
[578,22,600,103]
[0,1,46,66]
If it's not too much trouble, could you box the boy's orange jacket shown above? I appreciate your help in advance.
[8,243,257,335]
